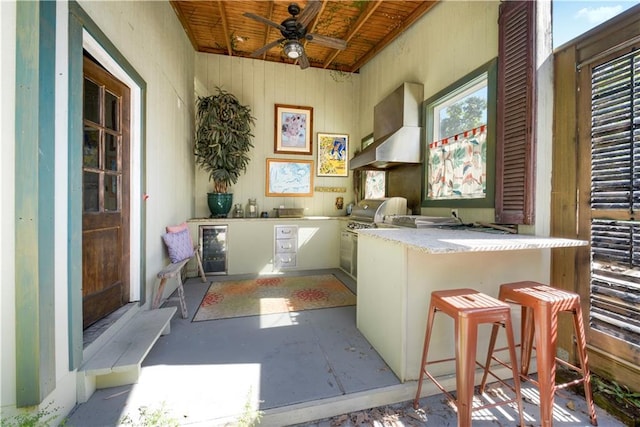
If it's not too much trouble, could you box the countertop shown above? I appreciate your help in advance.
[188,216,348,222]
[356,226,588,254]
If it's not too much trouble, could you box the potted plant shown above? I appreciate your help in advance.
[194,87,256,217]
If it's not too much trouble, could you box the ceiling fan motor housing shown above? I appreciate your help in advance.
[281,17,307,40]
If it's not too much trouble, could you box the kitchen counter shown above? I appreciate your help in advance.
[357,226,588,253]
[187,217,343,275]
[356,228,586,382]
[188,215,349,223]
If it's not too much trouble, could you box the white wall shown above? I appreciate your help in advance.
[358,1,499,139]
[78,0,196,297]
[358,0,500,224]
[194,54,360,219]
[357,0,554,234]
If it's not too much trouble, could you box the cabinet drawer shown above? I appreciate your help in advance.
[275,238,297,253]
[274,253,297,268]
[275,226,297,239]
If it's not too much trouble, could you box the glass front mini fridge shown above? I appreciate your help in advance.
[199,225,228,275]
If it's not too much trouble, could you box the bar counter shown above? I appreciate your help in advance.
[355,227,587,382]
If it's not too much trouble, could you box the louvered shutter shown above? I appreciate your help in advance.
[495,0,535,225]
[589,50,640,345]
[591,52,640,211]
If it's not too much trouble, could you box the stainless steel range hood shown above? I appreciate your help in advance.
[350,82,424,169]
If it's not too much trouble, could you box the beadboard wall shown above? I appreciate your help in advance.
[357,0,500,225]
[194,54,360,219]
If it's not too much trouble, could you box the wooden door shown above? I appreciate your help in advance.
[82,56,130,329]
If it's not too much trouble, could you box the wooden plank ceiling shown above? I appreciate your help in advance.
[170,0,439,73]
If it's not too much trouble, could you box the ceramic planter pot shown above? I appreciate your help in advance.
[207,193,233,218]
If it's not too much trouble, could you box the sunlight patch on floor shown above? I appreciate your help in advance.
[259,307,300,328]
[125,363,262,424]
[521,386,582,423]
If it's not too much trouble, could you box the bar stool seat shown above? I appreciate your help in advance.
[483,281,598,426]
[413,288,525,427]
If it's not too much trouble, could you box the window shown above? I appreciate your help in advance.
[423,59,497,208]
[433,79,487,142]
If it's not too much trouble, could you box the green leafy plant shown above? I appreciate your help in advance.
[592,376,640,408]
[0,402,61,427]
[119,402,179,427]
[234,388,262,427]
[194,87,256,194]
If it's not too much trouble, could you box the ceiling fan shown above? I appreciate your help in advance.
[243,0,347,69]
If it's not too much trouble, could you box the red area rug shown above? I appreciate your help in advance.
[193,274,356,322]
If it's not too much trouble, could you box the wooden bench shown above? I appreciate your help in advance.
[152,245,207,318]
[78,307,176,400]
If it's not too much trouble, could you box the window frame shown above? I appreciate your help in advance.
[422,58,497,208]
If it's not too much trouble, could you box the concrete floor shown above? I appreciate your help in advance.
[67,269,626,426]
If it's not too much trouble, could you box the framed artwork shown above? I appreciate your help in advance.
[317,133,349,177]
[266,158,314,197]
[274,104,313,155]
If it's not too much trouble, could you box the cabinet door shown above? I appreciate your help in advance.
[340,231,353,273]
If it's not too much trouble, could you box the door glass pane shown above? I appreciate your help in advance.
[83,172,100,212]
[83,128,100,168]
[105,133,118,171]
[84,78,100,124]
[105,174,119,211]
[105,91,119,131]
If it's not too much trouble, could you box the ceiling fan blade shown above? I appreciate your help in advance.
[250,38,284,58]
[296,0,322,28]
[298,51,310,70]
[307,33,347,50]
[243,12,285,32]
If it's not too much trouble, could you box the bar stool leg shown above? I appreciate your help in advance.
[413,301,438,409]
[535,305,556,427]
[520,305,535,376]
[479,322,499,393]
[479,320,525,427]
[572,304,598,425]
[504,316,526,427]
[456,316,479,427]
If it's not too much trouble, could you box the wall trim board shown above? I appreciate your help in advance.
[15,0,56,407]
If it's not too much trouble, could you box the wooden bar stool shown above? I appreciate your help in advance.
[413,288,525,427]
[482,281,598,426]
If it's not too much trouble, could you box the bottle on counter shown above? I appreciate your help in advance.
[246,198,258,218]
[232,203,244,218]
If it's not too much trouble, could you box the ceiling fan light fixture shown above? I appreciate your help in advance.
[284,40,304,59]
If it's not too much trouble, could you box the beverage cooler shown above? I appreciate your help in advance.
[199,225,228,275]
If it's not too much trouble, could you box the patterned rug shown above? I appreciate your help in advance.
[193,274,356,322]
